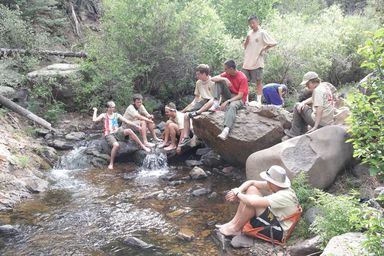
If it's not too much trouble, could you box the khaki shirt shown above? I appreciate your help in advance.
[311,83,335,126]
[194,79,214,100]
[243,27,277,70]
[123,104,150,121]
[264,188,299,232]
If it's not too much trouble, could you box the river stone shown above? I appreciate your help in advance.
[65,131,86,141]
[195,147,211,156]
[0,86,16,99]
[0,225,19,236]
[189,166,208,180]
[185,160,203,167]
[288,236,322,256]
[374,187,384,198]
[34,146,58,166]
[230,234,254,248]
[48,139,74,150]
[21,176,49,193]
[192,188,211,196]
[123,236,153,249]
[192,106,292,166]
[304,207,323,225]
[178,227,195,241]
[246,125,353,189]
[200,150,224,168]
[351,163,370,177]
[320,232,368,256]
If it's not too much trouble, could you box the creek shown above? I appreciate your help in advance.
[0,147,247,255]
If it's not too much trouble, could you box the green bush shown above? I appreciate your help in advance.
[310,191,362,248]
[80,0,243,111]
[347,28,384,178]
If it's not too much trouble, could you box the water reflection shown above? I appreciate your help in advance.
[0,152,244,255]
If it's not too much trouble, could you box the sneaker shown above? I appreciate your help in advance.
[188,111,199,118]
[217,128,229,140]
[209,100,220,112]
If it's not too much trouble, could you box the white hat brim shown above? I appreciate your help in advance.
[260,171,291,188]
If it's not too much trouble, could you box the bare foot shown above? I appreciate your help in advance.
[164,144,177,151]
[154,137,163,142]
[158,142,170,148]
[145,142,155,147]
[142,146,151,152]
[176,146,182,154]
[218,226,241,237]
[108,164,114,170]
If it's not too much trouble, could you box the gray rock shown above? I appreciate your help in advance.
[34,146,58,166]
[201,150,224,168]
[193,106,292,165]
[0,225,19,236]
[48,139,74,150]
[304,207,323,225]
[192,188,211,196]
[0,86,16,99]
[246,126,353,189]
[288,236,322,256]
[189,166,208,180]
[123,236,154,249]
[230,234,254,248]
[65,131,86,141]
[36,129,51,137]
[195,147,211,156]
[320,232,368,256]
[21,176,49,193]
[185,160,203,167]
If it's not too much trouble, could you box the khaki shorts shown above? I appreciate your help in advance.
[189,98,210,112]
[243,68,263,83]
[105,127,127,146]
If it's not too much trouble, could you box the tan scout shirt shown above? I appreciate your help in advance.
[243,27,277,70]
[123,104,150,121]
[311,82,335,126]
[194,79,214,100]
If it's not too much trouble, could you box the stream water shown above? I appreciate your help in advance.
[0,148,248,255]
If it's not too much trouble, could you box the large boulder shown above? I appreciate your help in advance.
[320,232,368,256]
[192,106,291,166]
[246,125,353,189]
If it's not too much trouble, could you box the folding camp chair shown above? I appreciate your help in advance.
[243,205,303,256]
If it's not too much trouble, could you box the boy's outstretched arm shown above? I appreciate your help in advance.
[92,107,104,122]
[120,116,141,131]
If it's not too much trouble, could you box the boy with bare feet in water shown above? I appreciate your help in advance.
[93,101,150,170]
[217,165,298,243]
[158,103,184,151]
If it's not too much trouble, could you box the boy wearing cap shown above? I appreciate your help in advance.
[159,103,185,151]
[284,71,334,138]
[217,165,298,242]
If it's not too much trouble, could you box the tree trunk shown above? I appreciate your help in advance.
[0,48,87,58]
[0,95,55,131]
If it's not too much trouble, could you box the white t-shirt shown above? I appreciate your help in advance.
[123,104,150,121]
[311,82,335,126]
[194,79,214,100]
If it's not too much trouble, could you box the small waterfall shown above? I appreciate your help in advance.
[56,146,93,170]
[141,151,168,170]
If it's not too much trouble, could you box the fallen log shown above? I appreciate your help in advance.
[0,95,55,131]
[0,48,87,58]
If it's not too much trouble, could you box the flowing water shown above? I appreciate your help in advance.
[0,148,247,255]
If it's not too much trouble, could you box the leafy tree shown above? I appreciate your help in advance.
[211,0,277,39]
[347,28,384,178]
[80,0,242,110]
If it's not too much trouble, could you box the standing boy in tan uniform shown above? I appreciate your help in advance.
[243,15,277,107]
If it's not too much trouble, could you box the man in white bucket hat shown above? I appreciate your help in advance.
[217,165,299,242]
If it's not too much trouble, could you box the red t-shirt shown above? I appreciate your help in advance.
[221,71,249,103]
